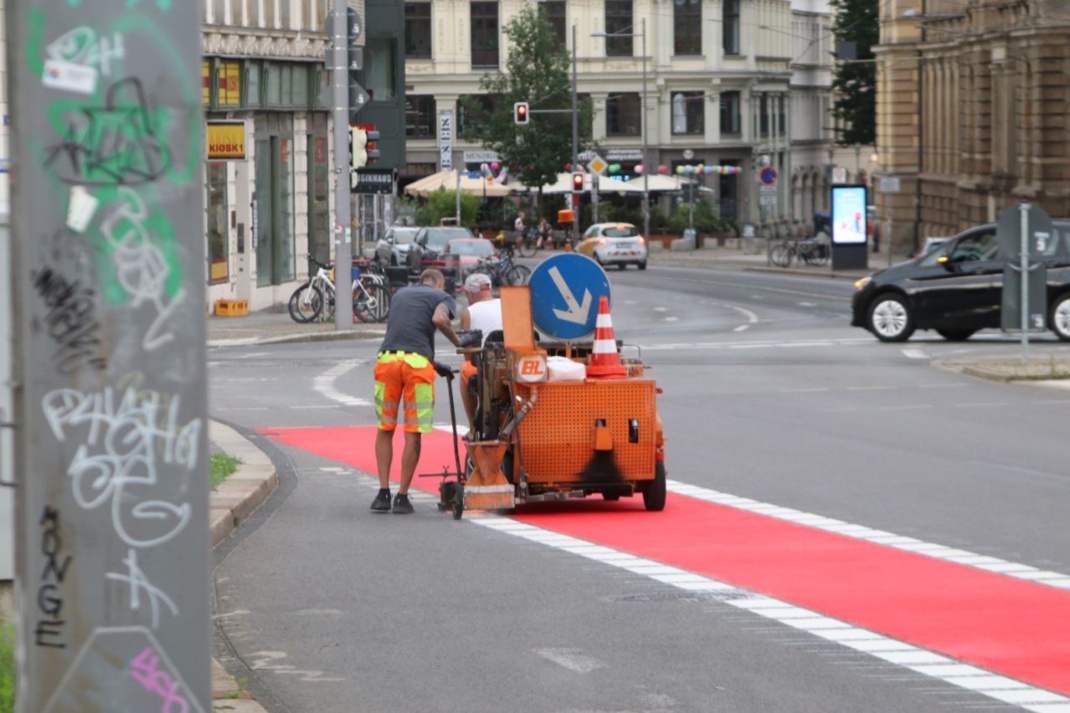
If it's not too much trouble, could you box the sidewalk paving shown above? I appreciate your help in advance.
[204,242,1069,710]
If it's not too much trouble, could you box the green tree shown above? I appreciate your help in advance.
[830,0,877,146]
[459,6,594,196]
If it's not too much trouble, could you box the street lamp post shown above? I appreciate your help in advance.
[592,19,648,241]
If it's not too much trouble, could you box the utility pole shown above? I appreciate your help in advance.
[6,1,210,711]
[332,0,354,331]
[571,24,580,240]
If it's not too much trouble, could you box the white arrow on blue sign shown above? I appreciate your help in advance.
[528,254,611,340]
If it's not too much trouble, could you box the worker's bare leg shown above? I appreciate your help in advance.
[375,428,394,489]
[460,387,476,433]
[398,432,422,494]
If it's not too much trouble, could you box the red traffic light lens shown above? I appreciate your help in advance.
[572,173,583,191]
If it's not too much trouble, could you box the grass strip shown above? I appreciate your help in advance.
[211,452,242,490]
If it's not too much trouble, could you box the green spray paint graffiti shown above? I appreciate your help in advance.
[67,0,173,10]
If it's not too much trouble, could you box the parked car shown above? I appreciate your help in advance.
[851,220,1070,342]
[576,222,648,270]
[374,226,420,266]
[407,226,474,271]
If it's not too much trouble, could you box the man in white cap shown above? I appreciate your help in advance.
[459,272,503,435]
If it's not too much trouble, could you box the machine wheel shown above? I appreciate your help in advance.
[1051,293,1070,342]
[642,462,667,512]
[638,261,647,271]
[936,328,977,342]
[452,483,464,520]
[867,293,915,342]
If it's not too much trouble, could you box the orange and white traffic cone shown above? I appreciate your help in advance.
[587,296,627,379]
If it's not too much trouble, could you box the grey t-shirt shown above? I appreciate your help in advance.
[378,284,456,360]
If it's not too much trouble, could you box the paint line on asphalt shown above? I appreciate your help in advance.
[665,479,1070,592]
[313,360,371,407]
[902,348,930,359]
[467,514,1070,710]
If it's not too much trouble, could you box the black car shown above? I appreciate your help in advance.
[851,220,1070,342]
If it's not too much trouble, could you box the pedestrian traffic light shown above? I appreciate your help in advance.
[513,102,530,125]
[350,126,381,170]
[572,172,584,192]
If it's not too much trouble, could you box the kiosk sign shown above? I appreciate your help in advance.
[528,254,611,340]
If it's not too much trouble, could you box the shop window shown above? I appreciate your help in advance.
[607,93,640,137]
[207,162,229,284]
[406,3,432,59]
[671,92,703,136]
[406,95,436,138]
[218,61,242,107]
[246,63,262,108]
[605,0,632,57]
[471,2,499,68]
[720,91,741,135]
[674,0,701,56]
[202,60,211,106]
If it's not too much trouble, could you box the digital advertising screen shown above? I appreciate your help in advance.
[830,185,868,245]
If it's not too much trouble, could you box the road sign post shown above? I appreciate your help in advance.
[997,203,1054,362]
[528,254,611,341]
[6,1,210,710]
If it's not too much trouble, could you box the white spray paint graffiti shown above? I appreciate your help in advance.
[47,27,125,77]
[41,383,200,548]
[106,549,179,629]
[99,187,187,352]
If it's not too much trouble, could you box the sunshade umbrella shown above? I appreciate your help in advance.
[403,170,514,198]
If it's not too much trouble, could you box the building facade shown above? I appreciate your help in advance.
[875,0,1070,252]
[402,0,794,227]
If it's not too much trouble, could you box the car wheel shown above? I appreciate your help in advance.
[638,261,647,270]
[936,328,977,341]
[618,263,626,271]
[867,293,915,342]
[1051,293,1070,342]
[593,253,603,266]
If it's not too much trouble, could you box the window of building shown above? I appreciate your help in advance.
[543,1,567,46]
[406,3,432,59]
[365,38,397,100]
[246,63,261,107]
[759,95,769,137]
[720,91,741,135]
[723,0,740,55]
[406,95,436,138]
[674,0,701,56]
[671,92,704,135]
[606,93,641,136]
[605,1,633,57]
[471,2,499,68]
[207,162,228,284]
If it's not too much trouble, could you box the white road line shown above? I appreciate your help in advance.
[639,337,874,351]
[466,513,1069,711]
[313,360,371,407]
[902,348,930,360]
[216,407,270,411]
[734,325,749,332]
[955,402,1009,408]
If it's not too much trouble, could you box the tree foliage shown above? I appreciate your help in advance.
[830,0,877,146]
[459,6,594,193]
[426,189,481,229]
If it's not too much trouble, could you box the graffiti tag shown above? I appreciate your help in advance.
[37,507,73,649]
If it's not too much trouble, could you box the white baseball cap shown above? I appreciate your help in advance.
[464,273,492,292]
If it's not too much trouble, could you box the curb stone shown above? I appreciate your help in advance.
[209,420,277,712]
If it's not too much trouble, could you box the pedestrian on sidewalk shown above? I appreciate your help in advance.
[371,268,475,514]
[457,273,502,435]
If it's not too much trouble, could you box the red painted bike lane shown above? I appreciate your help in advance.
[262,426,1070,696]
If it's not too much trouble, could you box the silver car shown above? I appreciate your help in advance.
[374,227,421,266]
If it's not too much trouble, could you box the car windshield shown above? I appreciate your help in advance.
[446,240,495,256]
[604,226,639,238]
[424,228,472,249]
[392,229,419,245]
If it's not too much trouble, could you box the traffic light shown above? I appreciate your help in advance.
[513,102,530,125]
[351,127,381,170]
[572,172,584,192]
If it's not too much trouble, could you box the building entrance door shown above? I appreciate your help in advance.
[255,115,295,287]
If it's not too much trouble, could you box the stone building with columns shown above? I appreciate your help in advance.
[401,0,794,228]
[874,0,1070,252]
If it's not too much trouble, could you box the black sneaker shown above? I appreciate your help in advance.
[392,493,414,515]
[370,490,392,513]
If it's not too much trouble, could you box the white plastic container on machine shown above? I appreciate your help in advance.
[546,356,586,381]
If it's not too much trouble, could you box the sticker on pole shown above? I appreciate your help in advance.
[528,253,611,341]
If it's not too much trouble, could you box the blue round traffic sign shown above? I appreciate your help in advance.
[528,254,611,341]
[760,167,778,186]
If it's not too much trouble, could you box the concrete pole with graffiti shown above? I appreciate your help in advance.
[5,1,210,711]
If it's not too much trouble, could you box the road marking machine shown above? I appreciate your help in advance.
[431,254,666,520]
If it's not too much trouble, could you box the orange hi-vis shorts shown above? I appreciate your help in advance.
[374,351,436,433]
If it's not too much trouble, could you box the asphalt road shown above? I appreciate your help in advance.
[209,264,1070,713]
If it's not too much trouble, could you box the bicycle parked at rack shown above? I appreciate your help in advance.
[466,243,531,287]
[288,255,391,324]
[771,237,830,268]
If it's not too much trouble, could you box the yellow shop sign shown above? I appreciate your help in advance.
[207,122,247,160]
